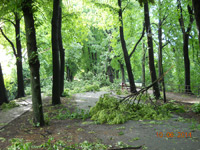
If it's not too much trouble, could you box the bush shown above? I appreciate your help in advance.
[84,84,100,92]
[191,103,200,114]
[1,101,19,111]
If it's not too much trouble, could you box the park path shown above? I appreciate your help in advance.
[0,91,200,149]
[146,89,200,104]
[0,90,199,130]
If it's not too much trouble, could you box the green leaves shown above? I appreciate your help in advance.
[90,94,172,124]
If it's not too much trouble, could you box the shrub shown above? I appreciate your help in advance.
[1,101,19,111]
[191,103,200,114]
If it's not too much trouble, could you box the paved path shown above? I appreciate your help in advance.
[0,97,32,130]
[74,92,200,150]
[1,91,200,150]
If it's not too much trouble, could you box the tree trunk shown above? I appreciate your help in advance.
[52,0,61,105]
[177,1,194,93]
[107,66,114,83]
[142,42,146,87]
[58,4,65,96]
[144,2,160,99]
[0,64,8,105]
[118,0,137,93]
[183,34,191,93]
[15,13,25,98]
[119,61,125,84]
[66,65,73,82]
[158,0,166,102]
[192,0,200,48]
[22,0,44,126]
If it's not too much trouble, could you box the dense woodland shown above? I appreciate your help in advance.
[0,0,200,126]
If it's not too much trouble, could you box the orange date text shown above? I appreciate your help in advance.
[156,132,192,138]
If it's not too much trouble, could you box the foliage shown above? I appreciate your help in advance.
[7,138,32,150]
[52,107,90,120]
[191,103,200,114]
[90,94,171,124]
[161,102,186,113]
[7,138,110,150]
[0,101,19,110]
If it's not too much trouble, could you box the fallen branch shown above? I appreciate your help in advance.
[120,65,174,105]
[108,145,142,150]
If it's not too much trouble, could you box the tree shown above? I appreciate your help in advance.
[52,0,61,105]
[144,1,160,99]
[58,3,65,96]
[0,12,25,99]
[157,0,168,102]
[22,0,44,126]
[177,0,194,93]
[192,0,200,48]
[0,63,8,105]
[142,41,146,87]
[118,0,137,93]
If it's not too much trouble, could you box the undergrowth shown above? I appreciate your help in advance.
[7,138,111,150]
[0,101,19,111]
[191,103,200,114]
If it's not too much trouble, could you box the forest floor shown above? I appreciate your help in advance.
[0,91,200,150]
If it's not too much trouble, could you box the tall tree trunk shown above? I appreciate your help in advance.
[142,42,146,87]
[118,0,137,93]
[22,0,44,126]
[58,3,65,96]
[0,64,8,105]
[15,13,25,98]
[192,0,200,48]
[177,0,194,93]
[144,2,160,99]
[158,0,166,102]
[119,61,125,84]
[183,35,191,93]
[52,0,61,105]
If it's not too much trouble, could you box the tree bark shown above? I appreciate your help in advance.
[118,0,137,93]
[177,0,194,93]
[158,0,166,102]
[144,2,160,99]
[119,61,125,84]
[15,13,25,98]
[0,64,8,105]
[52,0,61,105]
[142,42,146,87]
[58,3,65,96]
[22,0,44,126]
[192,0,200,48]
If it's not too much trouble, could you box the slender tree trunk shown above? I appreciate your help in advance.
[177,1,194,93]
[158,0,166,102]
[58,3,65,96]
[15,13,25,98]
[183,34,192,93]
[52,0,61,105]
[144,2,160,99]
[119,61,125,84]
[142,42,146,87]
[192,0,200,48]
[22,0,44,126]
[118,0,137,93]
[0,64,8,105]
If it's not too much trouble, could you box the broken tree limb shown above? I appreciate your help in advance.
[120,65,174,105]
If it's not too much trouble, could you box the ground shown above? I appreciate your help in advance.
[0,91,200,150]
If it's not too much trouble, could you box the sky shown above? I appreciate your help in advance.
[0,44,15,75]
